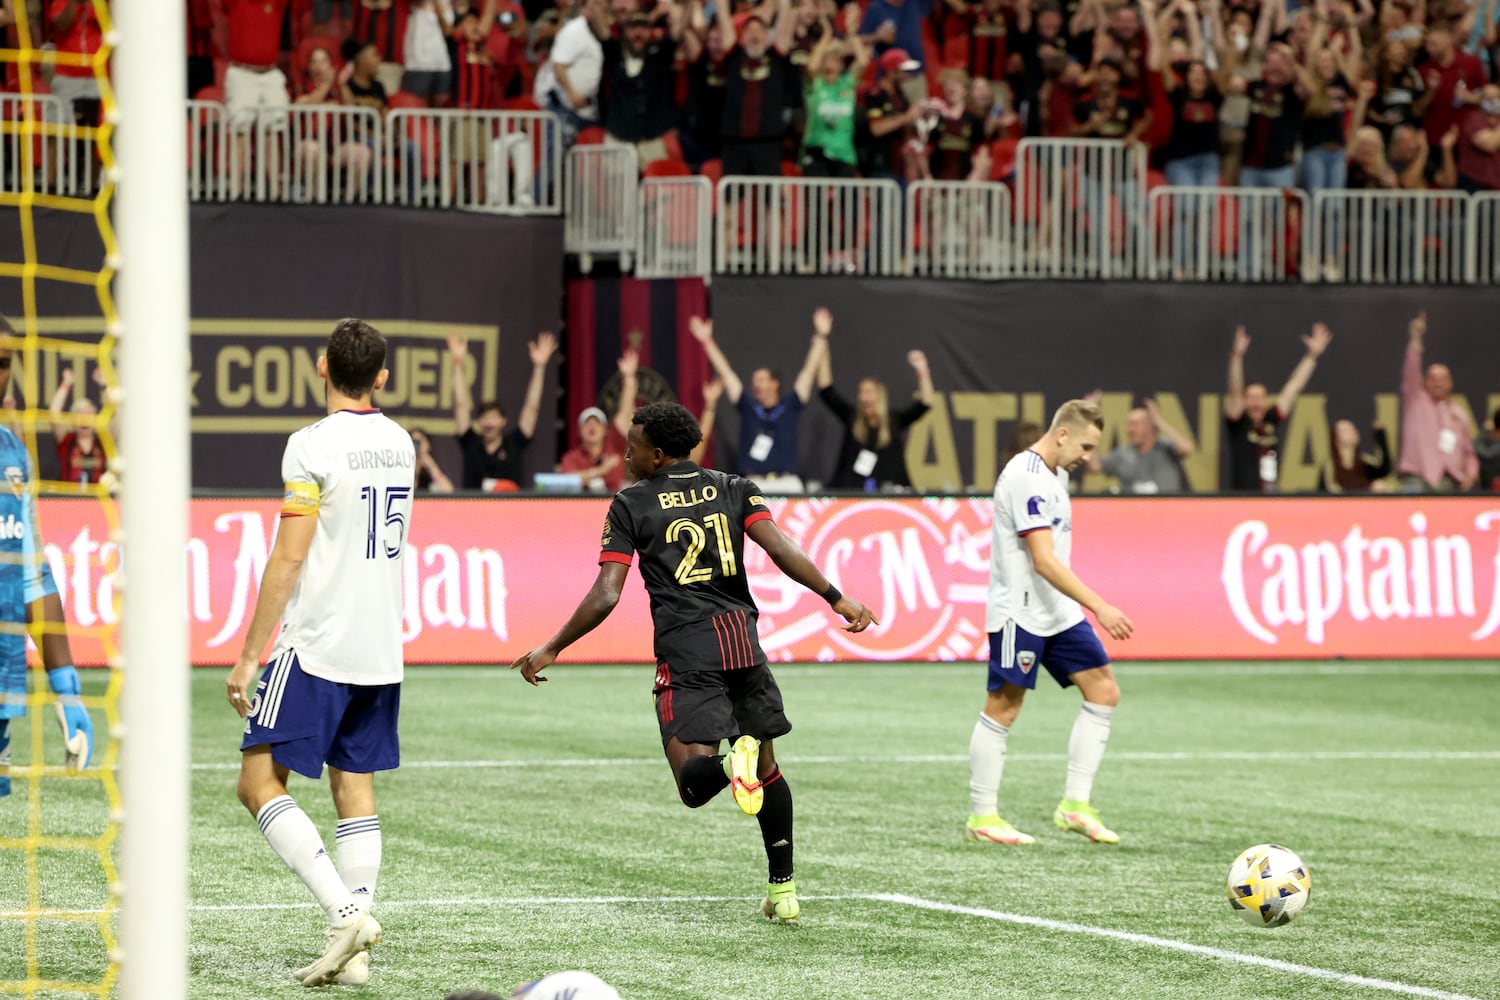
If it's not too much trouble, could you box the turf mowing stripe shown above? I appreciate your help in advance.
[876,893,1486,1000]
[12,891,1489,1000]
[147,748,1500,774]
[0,894,871,919]
[386,663,1500,680]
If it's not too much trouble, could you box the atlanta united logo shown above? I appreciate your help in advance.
[1016,651,1037,674]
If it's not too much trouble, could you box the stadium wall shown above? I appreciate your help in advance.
[710,278,1500,493]
[38,495,1500,665]
[0,206,565,486]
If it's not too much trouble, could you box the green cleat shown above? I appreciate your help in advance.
[726,735,763,816]
[1053,800,1119,844]
[965,813,1036,845]
[761,880,800,924]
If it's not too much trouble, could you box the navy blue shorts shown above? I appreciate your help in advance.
[240,652,400,779]
[987,619,1110,692]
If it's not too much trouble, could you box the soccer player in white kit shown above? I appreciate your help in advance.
[966,400,1134,846]
[226,319,414,987]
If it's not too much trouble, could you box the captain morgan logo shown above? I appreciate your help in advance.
[1026,496,1046,518]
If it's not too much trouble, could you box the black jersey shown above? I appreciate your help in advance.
[600,462,773,671]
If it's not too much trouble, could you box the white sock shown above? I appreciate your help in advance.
[335,815,382,914]
[1064,702,1115,804]
[968,713,1009,817]
[256,795,361,928]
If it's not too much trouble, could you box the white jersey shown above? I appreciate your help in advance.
[272,409,415,685]
[513,971,622,999]
[986,448,1084,637]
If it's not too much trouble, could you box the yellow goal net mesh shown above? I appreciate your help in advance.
[0,0,122,995]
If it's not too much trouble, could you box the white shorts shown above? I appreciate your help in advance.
[224,64,290,134]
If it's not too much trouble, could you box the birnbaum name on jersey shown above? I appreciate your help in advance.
[1221,510,1500,645]
[346,448,415,471]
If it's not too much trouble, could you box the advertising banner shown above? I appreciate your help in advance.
[710,278,1500,494]
[39,495,1500,666]
[0,207,565,487]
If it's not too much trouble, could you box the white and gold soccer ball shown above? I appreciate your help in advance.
[1226,843,1312,928]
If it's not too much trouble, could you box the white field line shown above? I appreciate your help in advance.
[9,749,1497,778]
[877,893,1486,1000]
[3,892,1483,1000]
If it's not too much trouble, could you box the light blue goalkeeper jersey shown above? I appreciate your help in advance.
[0,426,44,716]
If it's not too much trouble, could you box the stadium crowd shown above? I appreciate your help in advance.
[433,308,1499,496]
[166,0,1500,191]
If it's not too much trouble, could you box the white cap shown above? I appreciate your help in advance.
[576,407,608,428]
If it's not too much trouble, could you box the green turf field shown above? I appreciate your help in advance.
[3,661,1499,999]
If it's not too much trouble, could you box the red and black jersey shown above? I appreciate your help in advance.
[600,462,773,671]
[57,433,106,487]
[456,42,495,109]
[965,8,1015,84]
[352,0,410,64]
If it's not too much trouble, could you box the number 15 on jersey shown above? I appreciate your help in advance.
[361,485,411,559]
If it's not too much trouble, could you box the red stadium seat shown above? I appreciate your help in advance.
[575,126,608,146]
[387,91,427,110]
[779,160,802,177]
[643,158,691,179]
[194,84,225,104]
[698,158,723,185]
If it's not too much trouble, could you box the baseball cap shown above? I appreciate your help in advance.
[878,48,921,75]
[577,406,609,428]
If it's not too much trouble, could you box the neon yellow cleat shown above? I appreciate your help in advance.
[761,880,800,924]
[965,813,1036,845]
[1053,800,1119,844]
[727,735,763,816]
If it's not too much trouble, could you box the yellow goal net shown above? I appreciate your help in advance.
[0,0,123,995]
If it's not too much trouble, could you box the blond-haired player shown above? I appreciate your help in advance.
[966,400,1134,846]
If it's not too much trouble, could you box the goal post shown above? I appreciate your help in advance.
[115,0,190,996]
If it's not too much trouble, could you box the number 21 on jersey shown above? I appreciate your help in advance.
[361,485,411,559]
[667,512,736,585]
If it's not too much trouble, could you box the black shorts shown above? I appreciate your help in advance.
[652,662,792,749]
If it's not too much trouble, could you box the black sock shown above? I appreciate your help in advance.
[756,768,794,884]
[678,754,729,808]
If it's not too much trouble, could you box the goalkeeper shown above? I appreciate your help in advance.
[0,332,93,798]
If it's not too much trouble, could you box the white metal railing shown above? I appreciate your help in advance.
[187,100,231,202]
[257,105,383,204]
[564,143,638,271]
[637,175,712,278]
[1013,139,1148,280]
[1,92,90,197]
[715,177,899,275]
[1148,187,1308,282]
[1469,193,1500,285]
[907,181,1012,279]
[1312,190,1469,284]
[383,109,561,213]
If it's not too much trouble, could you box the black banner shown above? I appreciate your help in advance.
[711,278,1500,492]
[0,206,564,487]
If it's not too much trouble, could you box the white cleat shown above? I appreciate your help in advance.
[335,950,369,986]
[293,913,381,988]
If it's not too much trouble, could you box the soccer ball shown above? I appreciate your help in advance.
[1226,844,1312,928]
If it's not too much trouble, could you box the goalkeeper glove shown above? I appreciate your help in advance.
[47,666,93,771]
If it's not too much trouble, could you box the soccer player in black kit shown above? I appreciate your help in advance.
[512,402,876,924]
